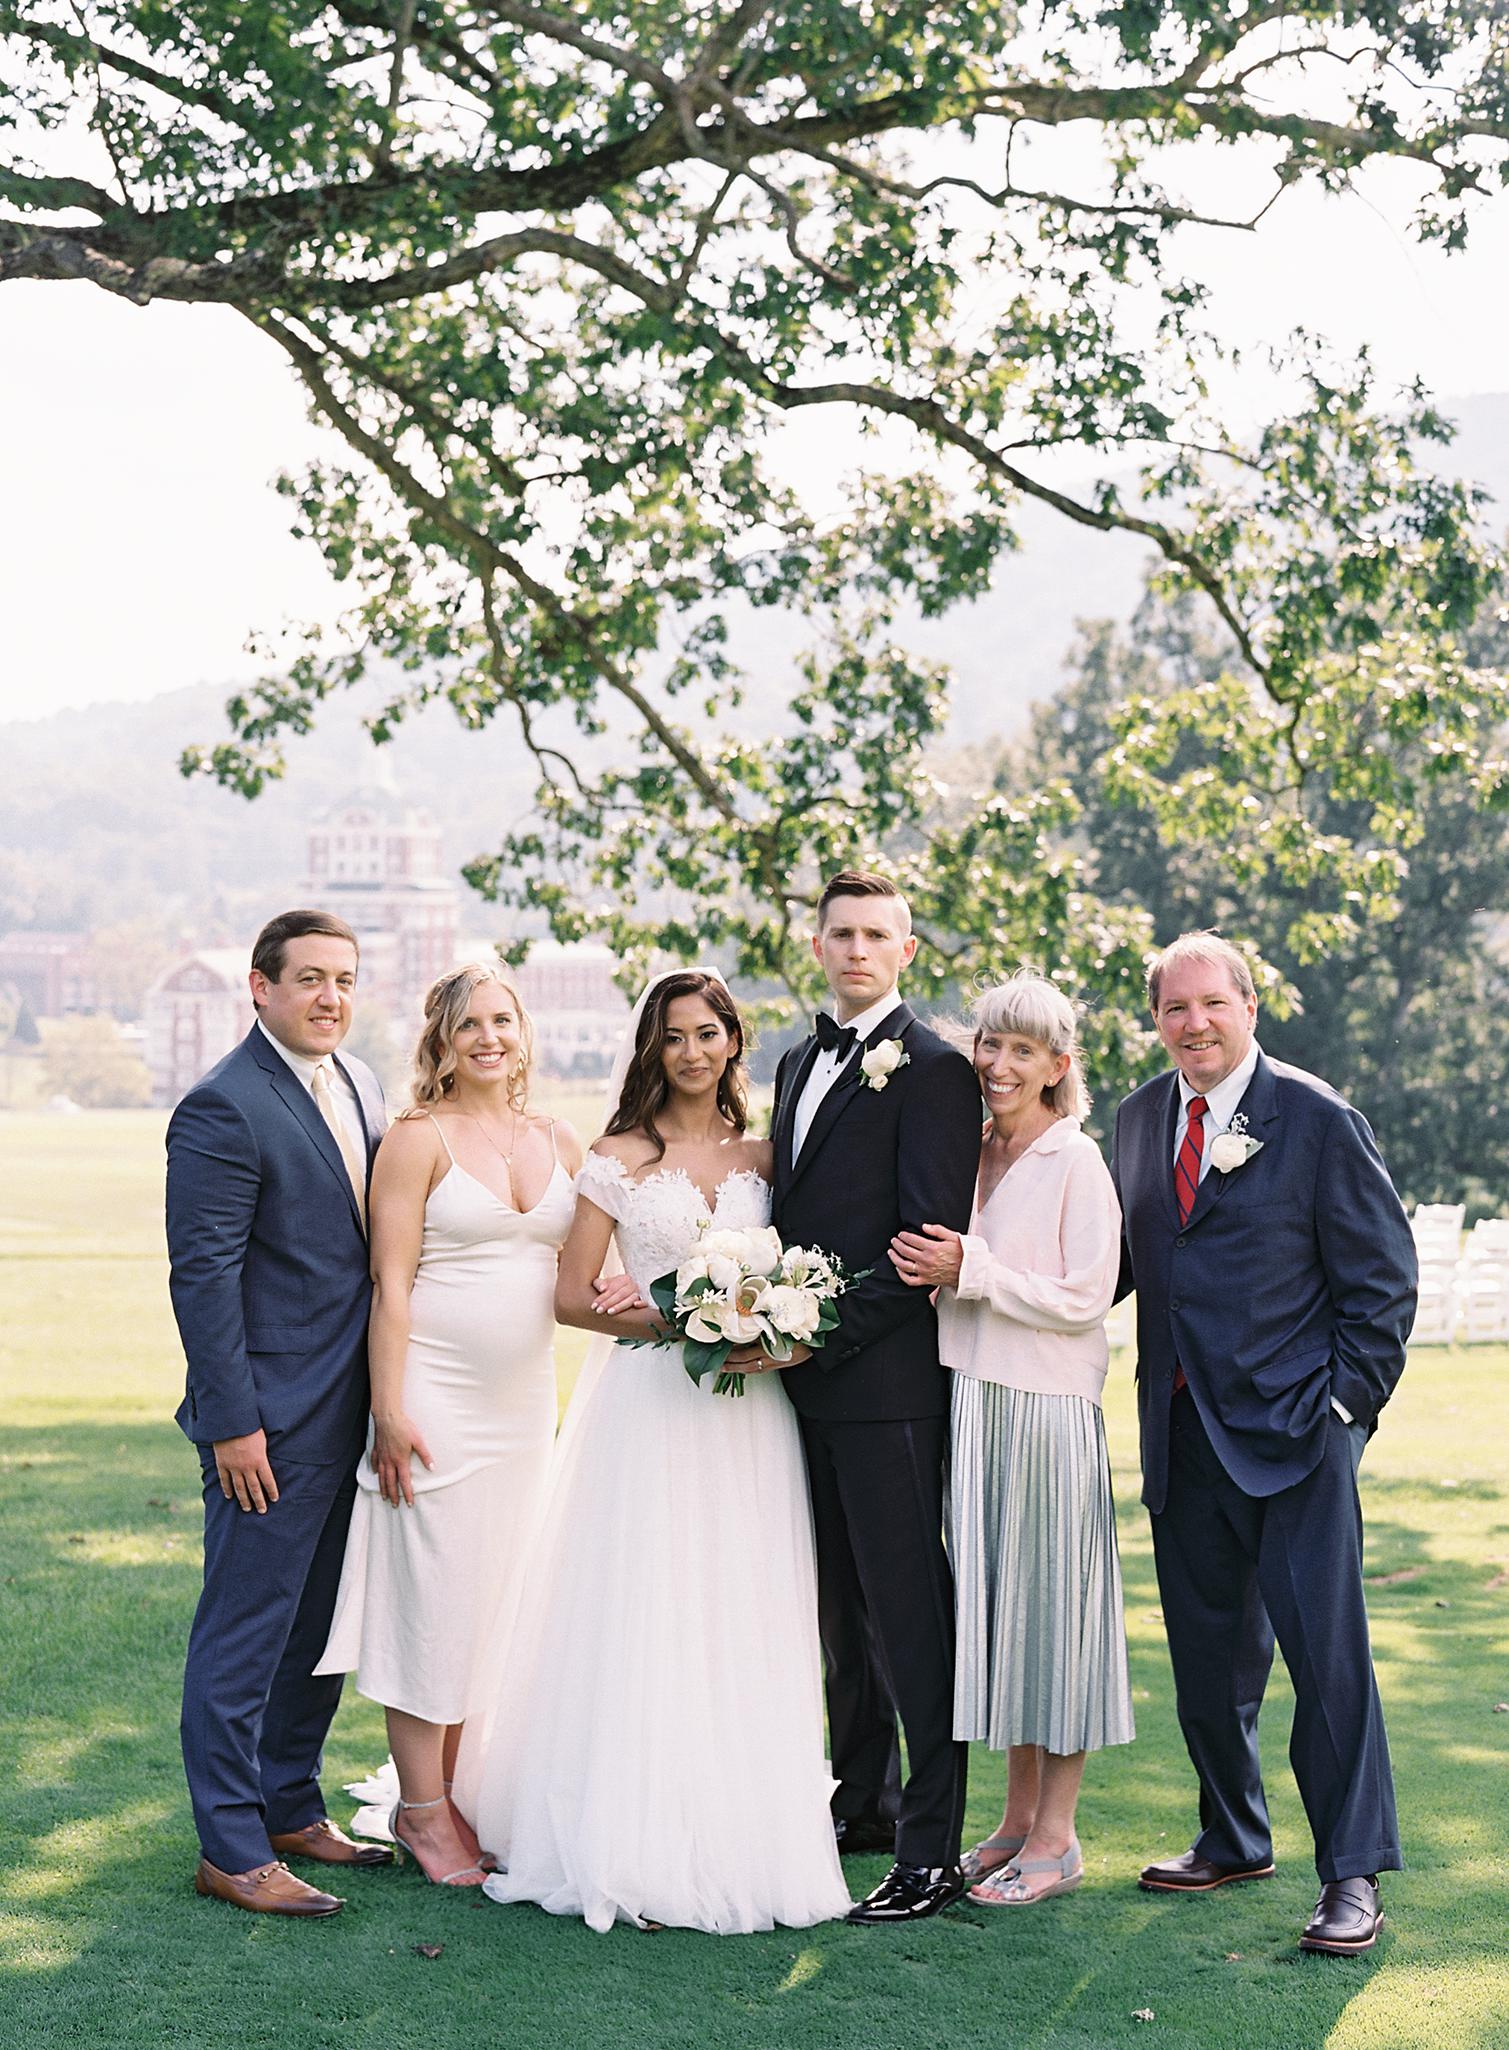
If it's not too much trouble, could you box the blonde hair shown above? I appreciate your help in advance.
[971,973,1090,1122]
[408,963,533,1112]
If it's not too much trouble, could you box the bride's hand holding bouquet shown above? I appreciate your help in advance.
[630,1225,858,1395]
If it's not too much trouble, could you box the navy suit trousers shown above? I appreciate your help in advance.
[182,1455,356,1872]
[1151,1392,1400,1882]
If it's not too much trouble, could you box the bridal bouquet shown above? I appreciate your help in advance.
[644,1225,858,1397]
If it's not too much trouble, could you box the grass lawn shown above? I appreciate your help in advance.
[3,1109,1507,2050]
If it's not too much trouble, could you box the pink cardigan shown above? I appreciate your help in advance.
[937,1117,1123,1405]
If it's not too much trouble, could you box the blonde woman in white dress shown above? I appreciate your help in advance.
[317,965,580,1887]
[457,970,850,1935]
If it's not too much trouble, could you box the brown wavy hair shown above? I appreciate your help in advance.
[407,962,534,1112]
[603,971,747,1161]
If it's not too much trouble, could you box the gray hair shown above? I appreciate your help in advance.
[1146,931,1256,1013]
[970,973,1090,1122]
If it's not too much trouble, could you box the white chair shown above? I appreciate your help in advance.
[1414,1203,1466,1234]
[1410,1268,1458,1346]
[1459,1269,1509,1343]
[1465,1219,1509,1267]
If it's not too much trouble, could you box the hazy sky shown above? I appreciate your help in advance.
[2,136,1505,728]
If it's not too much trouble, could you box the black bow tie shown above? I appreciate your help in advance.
[814,1013,857,1057]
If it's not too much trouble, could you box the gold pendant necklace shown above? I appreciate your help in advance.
[464,1110,522,1184]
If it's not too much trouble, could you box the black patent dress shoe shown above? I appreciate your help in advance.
[834,1816,897,1857]
[1300,1876,1383,1955]
[846,1860,969,1924]
[1138,1848,1276,1892]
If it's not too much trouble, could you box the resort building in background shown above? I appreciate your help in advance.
[511,939,631,1078]
[130,788,629,1104]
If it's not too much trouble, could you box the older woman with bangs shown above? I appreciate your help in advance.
[890,972,1133,1906]
[316,963,581,1888]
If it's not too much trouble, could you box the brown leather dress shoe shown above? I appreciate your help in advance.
[1300,1875,1383,1954]
[1139,1849,1276,1892]
[195,1858,344,1916]
[269,1818,395,1867]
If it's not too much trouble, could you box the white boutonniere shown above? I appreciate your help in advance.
[1209,1112,1264,1174]
[860,1038,910,1091]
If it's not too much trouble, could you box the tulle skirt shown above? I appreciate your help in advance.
[454,1340,851,1934]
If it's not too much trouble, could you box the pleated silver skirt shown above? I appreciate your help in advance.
[949,1373,1135,1755]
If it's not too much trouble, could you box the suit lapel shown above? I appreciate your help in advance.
[774,1037,821,1187]
[334,1050,386,1164]
[1155,1073,1182,1231]
[785,1002,912,1193]
[249,1028,365,1231]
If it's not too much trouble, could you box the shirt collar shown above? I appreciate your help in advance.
[257,1016,335,1092]
[1021,1114,1081,1157]
[1179,1038,1260,1130]
[829,988,902,1046]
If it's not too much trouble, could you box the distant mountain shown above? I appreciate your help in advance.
[7,393,1505,936]
[0,683,539,938]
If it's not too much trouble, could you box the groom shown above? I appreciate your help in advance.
[167,908,391,1915]
[771,870,981,1922]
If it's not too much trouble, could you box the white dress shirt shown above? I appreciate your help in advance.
[792,987,901,1158]
[257,1018,368,1162]
[1172,1039,1261,1183]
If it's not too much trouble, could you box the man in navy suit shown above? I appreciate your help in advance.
[167,909,392,1915]
[1112,931,1416,1955]
[770,871,981,1923]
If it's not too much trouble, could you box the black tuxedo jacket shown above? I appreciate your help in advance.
[166,1026,386,1464]
[772,1002,981,1422]
[1112,1049,1416,1514]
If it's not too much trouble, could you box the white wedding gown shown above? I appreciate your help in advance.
[455,1154,851,1934]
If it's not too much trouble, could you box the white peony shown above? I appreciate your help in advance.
[699,1227,755,1264]
[763,1285,822,1341]
[740,1225,786,1277]
[1209,1131,1263,1173]
[675,1251,712,1291]
[860,1037,910,1091]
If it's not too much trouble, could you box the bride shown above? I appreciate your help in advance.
[453,969,851,1933]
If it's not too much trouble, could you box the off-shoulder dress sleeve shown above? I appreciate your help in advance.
[575,1149,632,1221]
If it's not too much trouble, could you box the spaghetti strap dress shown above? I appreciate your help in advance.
[316,1116,575,1724]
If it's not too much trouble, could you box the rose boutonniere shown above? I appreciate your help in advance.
[860,1038,910,1091]
[1209,1112,1264,1174]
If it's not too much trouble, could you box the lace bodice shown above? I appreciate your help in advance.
[576,1152,772,1298]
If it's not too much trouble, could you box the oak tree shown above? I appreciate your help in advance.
[5,2,1506,1013]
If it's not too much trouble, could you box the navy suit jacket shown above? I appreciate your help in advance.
[166,1025,386,1465]
[1112,1050,1416,1514]
[772,1003,981,1423]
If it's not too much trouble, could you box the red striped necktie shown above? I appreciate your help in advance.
[1171,1095,1207,1394]
[1175,1094,1208,1226]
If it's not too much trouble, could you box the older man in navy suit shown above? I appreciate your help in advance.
[167,909,392,1916]
[1112,931,1416,1956]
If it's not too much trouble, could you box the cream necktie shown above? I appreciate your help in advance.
[310,1062,367,1230]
